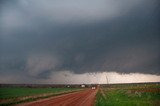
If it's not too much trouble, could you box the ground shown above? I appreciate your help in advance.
[17,89,97,106]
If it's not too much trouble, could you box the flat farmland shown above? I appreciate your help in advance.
[0,87,82,106]
[0,87,80,99]
[0,83,160,106]
[96,84,160,106]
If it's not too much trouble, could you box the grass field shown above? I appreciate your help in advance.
[96,84,160,106]
[0,87,79,99]
[0,87,81,106]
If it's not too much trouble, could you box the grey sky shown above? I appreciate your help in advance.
[0,0,160,83]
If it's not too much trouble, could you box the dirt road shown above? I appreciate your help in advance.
[17,89,97,106]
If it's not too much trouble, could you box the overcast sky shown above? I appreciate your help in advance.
[0,0,160,84]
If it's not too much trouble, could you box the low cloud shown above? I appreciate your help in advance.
[26,54,60,78]
[1,71,160,84]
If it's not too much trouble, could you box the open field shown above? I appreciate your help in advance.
[0,87,82,106]
[0,83,160,106]
[96,83,160,106]
[0,87,80,99]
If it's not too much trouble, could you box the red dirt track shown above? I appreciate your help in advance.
[17,89,97,106]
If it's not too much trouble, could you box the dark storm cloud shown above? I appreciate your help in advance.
[0,0,160,80]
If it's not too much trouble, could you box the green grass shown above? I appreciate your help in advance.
[96,84,160,106]
[0,87,79,99]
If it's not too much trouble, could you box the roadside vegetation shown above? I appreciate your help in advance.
[96,84,160,106]
[0,87,81,106]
